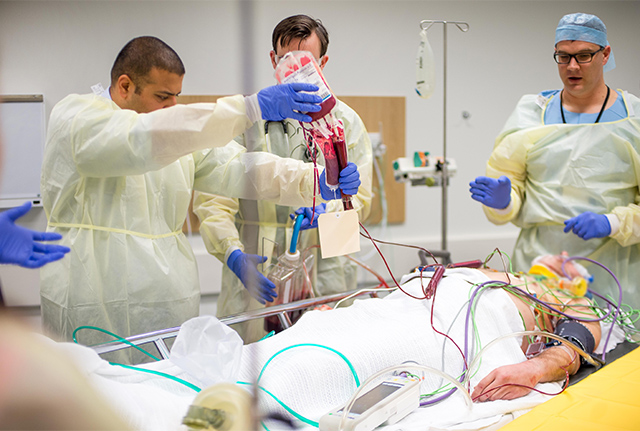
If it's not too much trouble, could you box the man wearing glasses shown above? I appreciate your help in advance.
[192,14,373,343]
[469,13,640,318]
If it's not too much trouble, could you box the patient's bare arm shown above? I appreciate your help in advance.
[471,344,578,402]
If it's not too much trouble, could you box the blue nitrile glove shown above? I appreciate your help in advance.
[290,203,327,230]
[469,176,512,209]
[257,83,322,123]
[563,212,611,240]
[339,162,361,196]
[319,163,361,200]
[0,201,70,268]
[227,249,277,304]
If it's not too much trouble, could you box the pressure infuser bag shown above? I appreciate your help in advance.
[264,250,315,333]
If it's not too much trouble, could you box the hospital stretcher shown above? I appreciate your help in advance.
[92,277,637,383]
[90,270,640,431]
[92,283,636,381]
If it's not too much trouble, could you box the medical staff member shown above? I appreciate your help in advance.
[193,14,372,342]
[469,13,640,319]
[40,36,360,348]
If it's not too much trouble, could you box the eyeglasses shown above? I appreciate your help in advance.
[553,47,604,65]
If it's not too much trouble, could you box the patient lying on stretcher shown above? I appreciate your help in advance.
[176,256,604,429]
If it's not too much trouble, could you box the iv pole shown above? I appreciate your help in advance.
[419,20,469,252]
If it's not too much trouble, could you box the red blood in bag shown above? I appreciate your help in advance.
[333,131,348,171]
[310,128,340,188]
[322,141,340,188]
[324,153,340,188]
[308,95,336,122]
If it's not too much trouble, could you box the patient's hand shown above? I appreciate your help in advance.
[471,361,542,402]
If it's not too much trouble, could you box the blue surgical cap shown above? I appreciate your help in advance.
[555,13,615,71]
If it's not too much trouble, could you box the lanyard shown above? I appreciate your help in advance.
[560,85,610,124]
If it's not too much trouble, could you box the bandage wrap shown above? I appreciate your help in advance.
[553,318,596,355]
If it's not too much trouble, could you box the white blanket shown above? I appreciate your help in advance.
[53,267,590,431]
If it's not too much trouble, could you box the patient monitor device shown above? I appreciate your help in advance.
[319,375,421,431]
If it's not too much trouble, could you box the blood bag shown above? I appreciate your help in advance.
[274,50,336,121]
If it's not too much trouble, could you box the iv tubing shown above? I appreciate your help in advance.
[289,213,304,254]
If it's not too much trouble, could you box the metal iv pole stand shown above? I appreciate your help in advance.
[419,20,469,253]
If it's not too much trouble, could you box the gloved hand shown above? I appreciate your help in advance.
[0,202,71,268]
[469,176,512,209]
[563,212,611,240]
[319,163,361,200]
[257,83,322,123]
[227,249,277,304]
[290,203,327,230]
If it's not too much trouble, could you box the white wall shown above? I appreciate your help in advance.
[1,0,639,305]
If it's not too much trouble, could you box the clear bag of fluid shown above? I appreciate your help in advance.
[415,28,436,99]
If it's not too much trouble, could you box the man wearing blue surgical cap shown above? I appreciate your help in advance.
[470,13,640,322]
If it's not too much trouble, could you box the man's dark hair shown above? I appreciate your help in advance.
[110,36,185,93]
[272,15,329,57]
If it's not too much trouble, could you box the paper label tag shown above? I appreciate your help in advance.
[317,210,360,258]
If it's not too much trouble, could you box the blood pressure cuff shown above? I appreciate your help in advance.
[553,318,596,355]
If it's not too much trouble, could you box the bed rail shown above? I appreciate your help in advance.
[91,288,378,359]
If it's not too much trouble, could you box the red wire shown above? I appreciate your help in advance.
[428,270,469,377]
[358,223,427,300]
[358,232,441,266]
[483,248,515,285]
[345,255,390,289]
